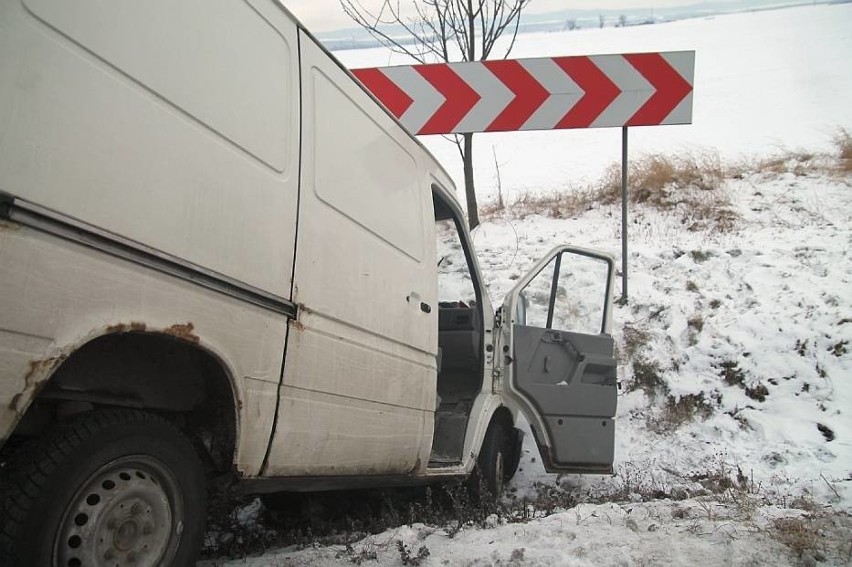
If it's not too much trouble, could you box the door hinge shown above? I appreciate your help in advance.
[491,366,501,390]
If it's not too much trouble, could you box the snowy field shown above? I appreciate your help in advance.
[337,3,852,201]
[202,4,851,565]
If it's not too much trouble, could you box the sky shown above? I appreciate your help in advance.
[280,0,711,33]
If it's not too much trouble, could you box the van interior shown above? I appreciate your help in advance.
[429,191,485,466]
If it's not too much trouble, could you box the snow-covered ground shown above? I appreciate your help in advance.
[202,160,852,566]
[201,5,851,565]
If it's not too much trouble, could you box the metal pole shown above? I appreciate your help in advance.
[621,127,628,303]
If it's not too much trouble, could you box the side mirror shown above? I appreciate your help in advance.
[516,292,529,327]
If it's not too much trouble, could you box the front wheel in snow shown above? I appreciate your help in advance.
[475,418,514,497]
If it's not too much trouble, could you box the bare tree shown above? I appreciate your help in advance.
[339,0,532,229]
[599,14,605,29]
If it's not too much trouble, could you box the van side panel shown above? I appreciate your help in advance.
[0,0,299,298]
[0,0,300,474]
[0,224,288,476]
[263,32,439,477]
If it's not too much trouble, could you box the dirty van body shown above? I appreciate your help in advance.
[0,0,618,564]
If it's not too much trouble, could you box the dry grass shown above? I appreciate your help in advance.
[600,151,724,199]
[602,152,736,232]
[769,511,852,564]
[480,185,599,220]
[484,151,737,232]
[836,128,852,174]
[739,151,819,178]
[619,324,653,364]
[773,516,821,558]
[733,129,852,179]
[482,133,852,230]
[650,392,715,433]
[626,358,667,400]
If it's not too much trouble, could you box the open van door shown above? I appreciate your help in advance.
[500,246,617,474]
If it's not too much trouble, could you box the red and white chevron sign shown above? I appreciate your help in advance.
[352,51,694,135]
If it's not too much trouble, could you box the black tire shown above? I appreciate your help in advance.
[475,418,513,497]
[0,409,206,567]
[504,427,522,482]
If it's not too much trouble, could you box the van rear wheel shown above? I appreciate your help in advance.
[475,419,513,497]
[0,409,206,567]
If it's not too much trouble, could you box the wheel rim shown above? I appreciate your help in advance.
[53,455,184,567]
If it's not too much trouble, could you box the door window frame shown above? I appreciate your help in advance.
[515,247,616,336]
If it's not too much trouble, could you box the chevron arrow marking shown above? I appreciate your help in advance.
[381,66,444,134]
[554,56,622,129]
[350,67,413,119]
[587,54,654,128]
[450,62,515,133]
[414,64,480,135]
[624,52,694,126]
[482,59,550,132]
[352,51,694,134]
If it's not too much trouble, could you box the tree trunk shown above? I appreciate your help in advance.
[463,0,479,230]
[463,133,479,229]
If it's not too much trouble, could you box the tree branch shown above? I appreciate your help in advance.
[339,0,531,228]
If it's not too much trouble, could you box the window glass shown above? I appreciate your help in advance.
[519,252,610,334]
[436,220,476,305]
[518,259,555,329]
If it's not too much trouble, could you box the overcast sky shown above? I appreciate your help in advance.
[280,0,710,32]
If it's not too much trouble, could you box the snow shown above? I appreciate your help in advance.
[337,3,852,202]
[200,4,852,566]
[499,167,852,490]
[205,506,808,566]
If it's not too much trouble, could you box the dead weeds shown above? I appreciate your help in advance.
[604,151,724,198]
[654,392,715,432]
[734,129,852,179]
[836,128,852,174]
[602,152,735,232]
[620,323,653,363]
[769,511,852,565]
[482,133,851,230]
[484,151,737,232]
[627,358,668,400]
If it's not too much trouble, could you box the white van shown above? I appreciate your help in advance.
[0,1,618,564]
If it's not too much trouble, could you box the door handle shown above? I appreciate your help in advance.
[544,331,585,362]
[406,293,431,313]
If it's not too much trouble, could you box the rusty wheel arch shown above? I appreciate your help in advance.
[11,327,240,473]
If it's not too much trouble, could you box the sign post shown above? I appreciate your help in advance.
[354,51,695,301]
[621,127,629,303]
